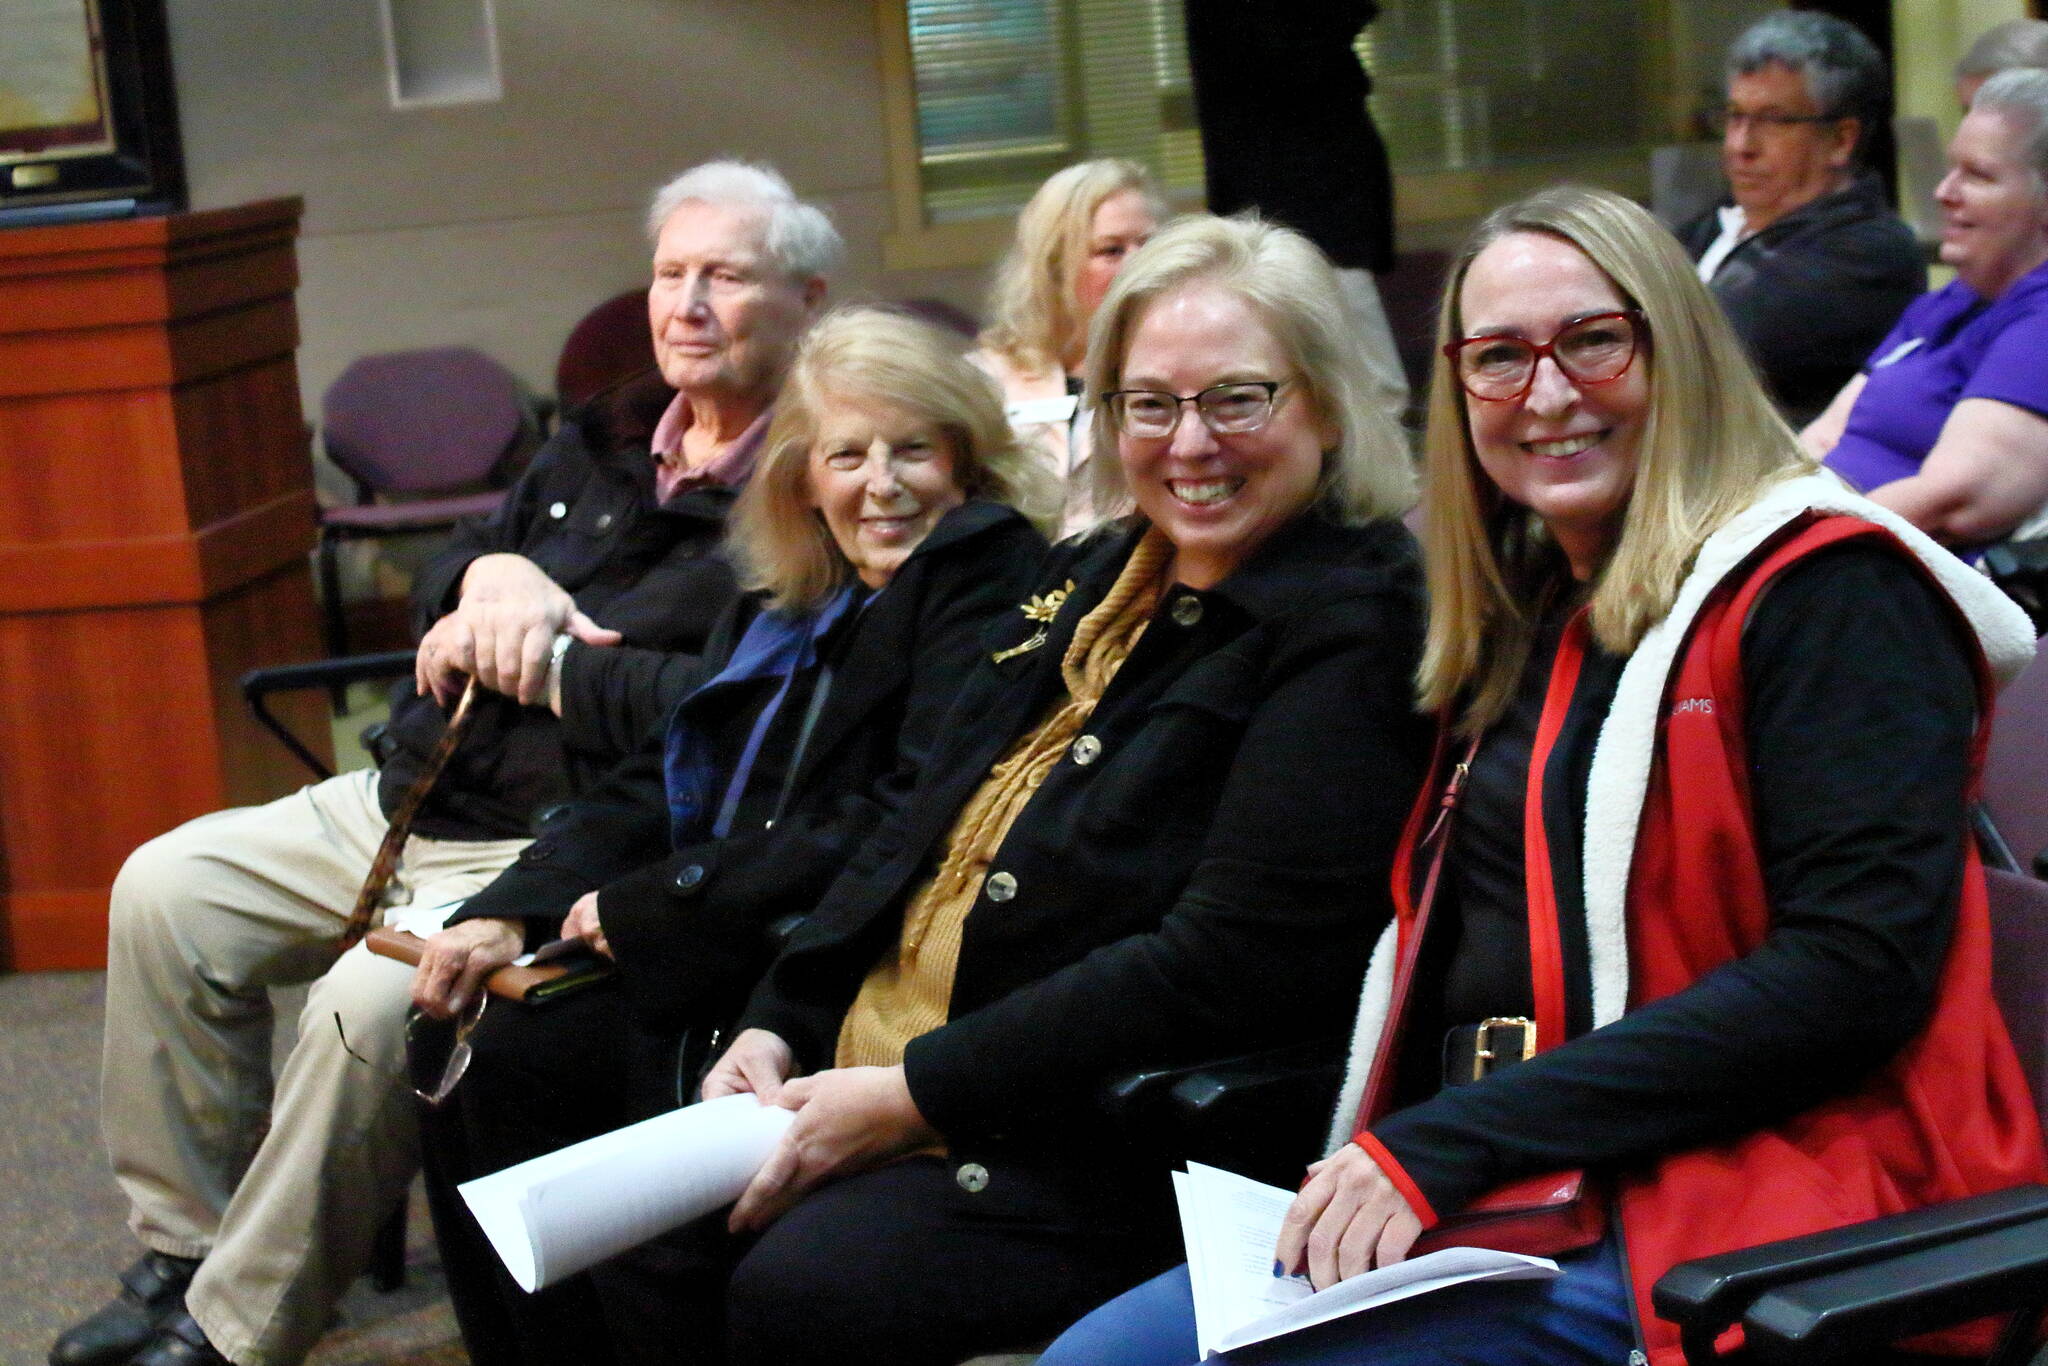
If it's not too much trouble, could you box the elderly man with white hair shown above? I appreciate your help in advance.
[55,160,838,1366]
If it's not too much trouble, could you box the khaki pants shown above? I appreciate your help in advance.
[102,768,529,1366]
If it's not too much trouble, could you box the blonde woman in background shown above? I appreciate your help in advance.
[972,159,1166,534]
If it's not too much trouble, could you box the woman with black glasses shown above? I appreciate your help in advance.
[1042,184,2044,1366]
[614,213,1430,1366]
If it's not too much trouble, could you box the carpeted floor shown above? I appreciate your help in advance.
[0,691,464,1366]
[0,972,467,1366]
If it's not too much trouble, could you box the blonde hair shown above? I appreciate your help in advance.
[979,159,1167,376]
[729,306,1057,610]
[1078,213,1416,530]
[1417,184,1815,732]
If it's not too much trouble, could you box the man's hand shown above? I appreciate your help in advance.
[1273,1141,1424,1290]
[559,891,612,959]
[415,553,621,706]
[727,1065,938,1234]
[700,1028,797,1105]
[409,917,525,1018]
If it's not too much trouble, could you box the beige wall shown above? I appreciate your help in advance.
[164,0,986,441]
[1894,0,2031,142]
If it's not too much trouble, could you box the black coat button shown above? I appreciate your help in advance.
[673,863,707,892]
[523,840,555,862]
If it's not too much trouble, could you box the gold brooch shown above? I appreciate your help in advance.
[991,580,1075,663]
[1022,581,1075,623]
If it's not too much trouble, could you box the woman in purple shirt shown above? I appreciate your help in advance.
[1805,68,2048,549]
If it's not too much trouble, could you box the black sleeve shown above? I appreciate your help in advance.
[602,517,1049,1031]
[1712,220,1923,421]
[445,744,670,934]
[901,597,1429,1142]
[556,641,719,765]
[1371,544,1974,1216]
[406,428,571,638]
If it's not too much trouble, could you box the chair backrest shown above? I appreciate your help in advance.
[1987,866,2048,1137]
[1985,642,2048,873]
[893,296,980,340]
[555,289,655,413]
[322,346,528,495]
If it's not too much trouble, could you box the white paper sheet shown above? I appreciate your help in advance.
[459,1093,794,1291]
[385,897,466,937]
[1176,1162,1562,1358]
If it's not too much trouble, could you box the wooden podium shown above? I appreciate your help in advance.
[0,198,332,970]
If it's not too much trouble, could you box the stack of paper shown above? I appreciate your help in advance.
[460,1093,793,1291]
[1174,1162,1562,1358]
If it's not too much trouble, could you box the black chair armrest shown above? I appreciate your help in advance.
[1739,1212,2048,1364]
[1652,1184,2048,1362]
[240,650,417,780]
[1103,1039,1341,1118]
[1101,1039,1344,1187]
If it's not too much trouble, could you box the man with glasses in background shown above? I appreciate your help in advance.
[1680,10,1923,426]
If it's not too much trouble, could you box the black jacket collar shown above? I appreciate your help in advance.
[1703,172,1893,249]
[1071,508,1411,624]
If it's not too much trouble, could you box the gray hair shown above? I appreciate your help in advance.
[1958,20,2048,83]
[645,159,845,281]
[1973,68,2048,184]
[1727,11,1888,156]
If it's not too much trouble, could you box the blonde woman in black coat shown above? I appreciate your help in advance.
[660,214,1431,1366]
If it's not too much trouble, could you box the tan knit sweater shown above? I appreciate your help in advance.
[834,530,1172,1071]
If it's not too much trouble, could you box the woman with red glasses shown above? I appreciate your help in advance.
[1041,184,2044,1366]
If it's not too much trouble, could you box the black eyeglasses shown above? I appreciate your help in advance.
[339,992,491,1106]
[1442,311,1646,402]
[1709,107,1845,136]
[1103,380,1291,439]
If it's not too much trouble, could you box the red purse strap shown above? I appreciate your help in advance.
[1355,733,1482,1129]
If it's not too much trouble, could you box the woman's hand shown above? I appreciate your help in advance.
[700,1028,798,1105]
[1798,373,1864,461]
[409,917,524,1018]
[726,1065,939,1234]
[559,891,612,958]
[1273,1141,1424,1290]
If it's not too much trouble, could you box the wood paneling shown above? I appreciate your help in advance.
[0,200,328,970]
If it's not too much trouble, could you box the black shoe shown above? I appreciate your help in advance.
[49,1252,201,1366]
[131,1313,230,1366]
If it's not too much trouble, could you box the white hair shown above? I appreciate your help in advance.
[1975,69,2048,185]
[1958,20,2048,83]
[645,159,845,281]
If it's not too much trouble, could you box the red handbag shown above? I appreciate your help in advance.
[1409,1169,1604,1258]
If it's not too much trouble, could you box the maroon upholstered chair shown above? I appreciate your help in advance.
[1985,641,2048,877]
[316,346,530,663]
[554,289,655,416]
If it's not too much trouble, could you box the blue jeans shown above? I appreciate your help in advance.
[1037,1232,1636,1366]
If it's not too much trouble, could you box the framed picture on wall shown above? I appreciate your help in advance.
[0,0,185,224]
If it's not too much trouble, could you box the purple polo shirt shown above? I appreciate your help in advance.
[1825,256,2048,493]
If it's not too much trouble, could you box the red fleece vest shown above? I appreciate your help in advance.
[1372,516,2046,1364]
[1620,516,2046,1362]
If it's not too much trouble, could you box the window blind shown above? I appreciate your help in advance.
[905,0,1203,225]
